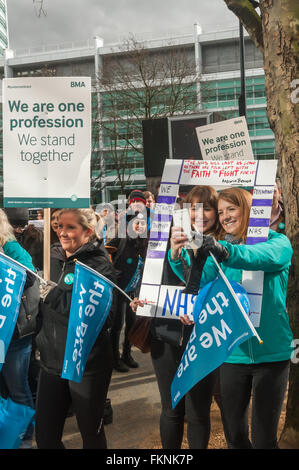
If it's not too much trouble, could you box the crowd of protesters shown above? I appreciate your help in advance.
[0,178,294,450]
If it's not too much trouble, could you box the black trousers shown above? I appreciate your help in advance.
[220,360,290,449]
[35,337,113,449]
[151,337,217,449]
[110,292,136,360]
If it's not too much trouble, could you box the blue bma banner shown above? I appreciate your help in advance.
[61,262,114,383]
[0,256,27,370]
[171,276,255,409]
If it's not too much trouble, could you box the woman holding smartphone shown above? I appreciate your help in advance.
[149,185,221,449]
[169,187,293,449]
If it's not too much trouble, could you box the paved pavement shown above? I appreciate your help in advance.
[52,347,162,449]
[32,345,287,449]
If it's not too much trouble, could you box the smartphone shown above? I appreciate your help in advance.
[173,208,193,241]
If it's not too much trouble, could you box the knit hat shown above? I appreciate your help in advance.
[128,189,146,205]
[4,208,29,227]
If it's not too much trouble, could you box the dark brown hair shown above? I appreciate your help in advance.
[184,185,220,237]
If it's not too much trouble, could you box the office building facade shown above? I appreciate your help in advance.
[0,0,8,54]
[0,25,275,202]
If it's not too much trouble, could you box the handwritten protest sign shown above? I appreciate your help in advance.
[2,77,91,208]
[196,116,254,161]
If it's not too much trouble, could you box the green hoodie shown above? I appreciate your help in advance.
[168,230,294,364]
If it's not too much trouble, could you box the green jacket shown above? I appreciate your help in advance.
[168,230,294,364]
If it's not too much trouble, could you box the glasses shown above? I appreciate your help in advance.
[12,224,27,229]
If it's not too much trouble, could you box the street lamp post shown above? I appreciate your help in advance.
[238,21,246,118]
[238,0,260,118]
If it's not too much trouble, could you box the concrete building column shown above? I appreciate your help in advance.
[194,23,202,111]
[4,48,14,78]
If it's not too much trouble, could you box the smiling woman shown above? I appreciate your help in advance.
[168,186,294,449]
[35,207,116,449]
[57,210,93,257]
[217,187,252,241]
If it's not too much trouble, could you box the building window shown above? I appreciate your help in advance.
[202,77,267,108]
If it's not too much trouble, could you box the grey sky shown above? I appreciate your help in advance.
[7,0,238,50]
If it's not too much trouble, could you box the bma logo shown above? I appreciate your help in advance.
[71,81,86,87]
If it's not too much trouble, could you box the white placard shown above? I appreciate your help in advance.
[196,116,254,161]
[137,158,278,325]
[3,77,91,208]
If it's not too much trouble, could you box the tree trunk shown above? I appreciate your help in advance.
[224,0,299,448]
[260,0,299,447]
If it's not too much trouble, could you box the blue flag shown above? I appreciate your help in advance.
[171,276,255,409]
[0,396,35,449]
[0,256,27,371]
[61,262,114,383]
[124,256,144,293]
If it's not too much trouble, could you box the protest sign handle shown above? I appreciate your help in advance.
[0,251,48,285]
[75,260,133,303]
[209,251,263,344]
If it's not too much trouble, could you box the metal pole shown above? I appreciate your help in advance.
[238,21,247,117]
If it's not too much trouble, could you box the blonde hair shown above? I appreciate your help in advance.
[58,208,98,240]
[0,209,16,246]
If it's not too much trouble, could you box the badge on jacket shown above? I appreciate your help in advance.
[64,273,74,285]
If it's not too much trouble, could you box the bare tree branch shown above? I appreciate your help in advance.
[33,0,47,18]
[96,35,200,192]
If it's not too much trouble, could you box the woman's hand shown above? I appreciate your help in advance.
[180,314,194,326]
[170,226,188,260]
[130,297,144,312]
[201,235,229,262]
[39,279,57,300]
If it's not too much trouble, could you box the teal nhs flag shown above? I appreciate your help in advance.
[171,276,256,409]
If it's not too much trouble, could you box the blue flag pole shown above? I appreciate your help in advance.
[0,251,47,285]
[75,260,133,303]
[208,251,263,345]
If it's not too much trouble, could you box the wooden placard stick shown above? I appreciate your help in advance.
[43,208,51,281]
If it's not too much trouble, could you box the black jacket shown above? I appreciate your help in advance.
[106,236,147,291]
[150,245,194,348]
[36,239,116,376]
